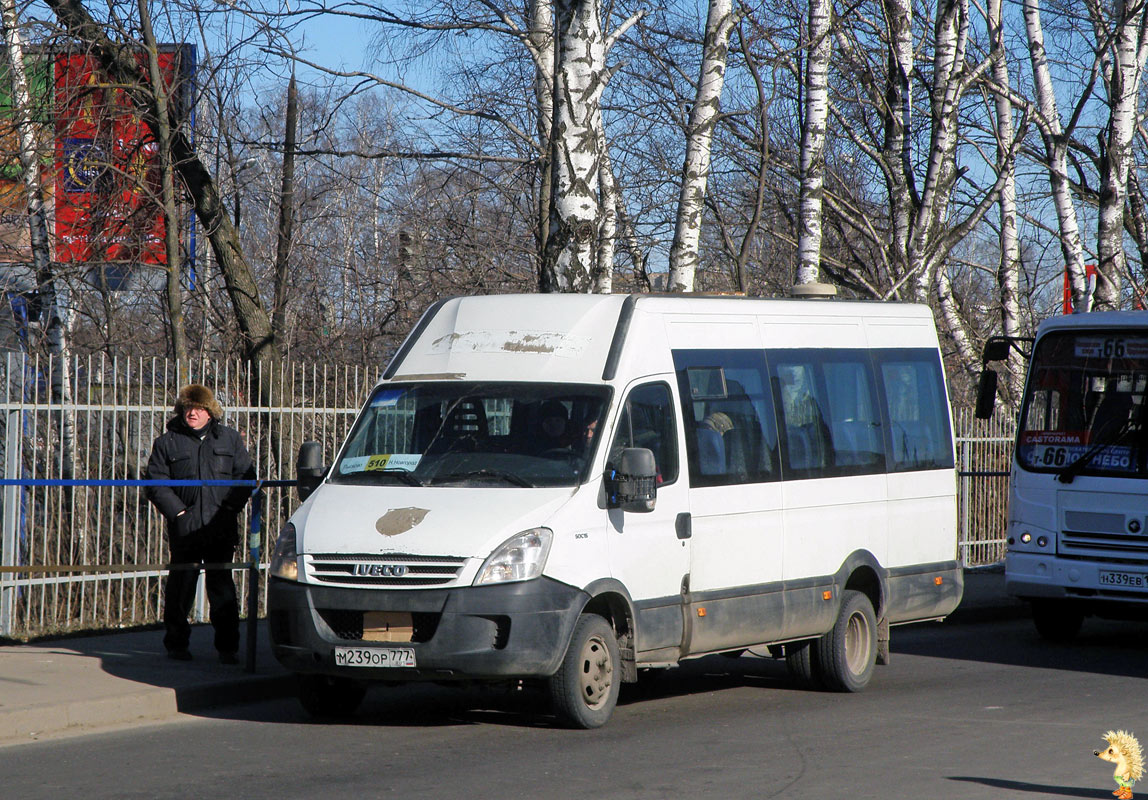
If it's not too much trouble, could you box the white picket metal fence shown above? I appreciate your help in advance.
[0,353,379,639]
[0,354,1015,640]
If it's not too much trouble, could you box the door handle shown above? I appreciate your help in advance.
[675,512,692,540]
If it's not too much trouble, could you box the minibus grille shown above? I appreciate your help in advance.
[306,553,467,587]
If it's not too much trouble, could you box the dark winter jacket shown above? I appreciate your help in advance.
[145,417,256,544]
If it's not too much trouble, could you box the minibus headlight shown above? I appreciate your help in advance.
[474,528,553,586]
[270,522,299,581]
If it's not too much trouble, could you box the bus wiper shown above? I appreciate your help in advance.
[433,469,534,488]
[378,469,423,486]
[1057,417,1135,484]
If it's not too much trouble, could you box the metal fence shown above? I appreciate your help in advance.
[0,354,1016,640]
[954,407,1015,567]
[0,353,379,639]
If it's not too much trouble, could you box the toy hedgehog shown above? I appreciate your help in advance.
[1096,730,1144,799]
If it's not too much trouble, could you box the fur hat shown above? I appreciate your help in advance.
[174,384,223,421]
[702,411,734,435]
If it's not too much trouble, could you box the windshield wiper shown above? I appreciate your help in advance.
[432,469,534,488]
[377,469,424,486]
[1057,417,1136,484]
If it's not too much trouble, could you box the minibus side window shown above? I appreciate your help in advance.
[875,350,955,472]
[768,349,888,479]
[609,383,679,485]
[671,349,779,487]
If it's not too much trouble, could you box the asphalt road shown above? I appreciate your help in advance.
[4,615,1148,800]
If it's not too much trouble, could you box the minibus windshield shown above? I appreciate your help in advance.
[331,383,611,488]
[1017,331,1148,478]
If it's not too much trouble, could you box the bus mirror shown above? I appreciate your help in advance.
[983,337,1011,363]
[296,441,326,501]
[606,448,657,513]
[975,369,998,420]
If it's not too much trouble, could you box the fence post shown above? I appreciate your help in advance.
[0,409,19,636]
[959,430,971,567]
[245,488,262,672]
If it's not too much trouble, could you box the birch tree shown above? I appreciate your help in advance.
[1,0,77,478]
[540,0,642,292]
[1023,0,1089,311]
[794,0,832,288]
[1090,0,1148,310]
[987,0,1023,402]
[667,0,737,293]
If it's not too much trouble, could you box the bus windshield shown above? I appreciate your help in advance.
[1017,331,1148,478]
[330,382,611,488]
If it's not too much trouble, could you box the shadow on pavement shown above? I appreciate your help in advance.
[947,776,1099,797]
[894,617,1148,679]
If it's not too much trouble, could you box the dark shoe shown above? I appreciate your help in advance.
[167,648,193,661]
[218,651,239,665]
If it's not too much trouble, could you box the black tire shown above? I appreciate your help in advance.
[814,589,877,692]
[1031,599,1084,642]
[297,674,367,718]
[785,640,824,689]
[548,614,620,729]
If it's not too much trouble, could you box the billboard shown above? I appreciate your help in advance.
[53,45,196,285]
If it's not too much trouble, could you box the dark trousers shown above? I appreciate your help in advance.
[163,535,240,654]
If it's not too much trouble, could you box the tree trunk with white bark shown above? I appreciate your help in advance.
[667,0,736,293]
[1024,0,1088,311]
[1,0,76,480]
[988,0,1023,403]
[541,0,606,292]
[1092,0,1148,310]
[795,0,832,287]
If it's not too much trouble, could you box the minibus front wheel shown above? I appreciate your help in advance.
[549,613,620,729]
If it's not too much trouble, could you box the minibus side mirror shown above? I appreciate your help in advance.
[606,447,657,513]
[974,369,998,420]
[296,441,326,502]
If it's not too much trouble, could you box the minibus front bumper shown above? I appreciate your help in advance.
[268,576,589,681]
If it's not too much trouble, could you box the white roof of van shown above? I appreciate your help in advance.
[384,293,936,384]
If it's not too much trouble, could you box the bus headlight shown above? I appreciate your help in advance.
[474,528,553,586]
[270,522,299,581]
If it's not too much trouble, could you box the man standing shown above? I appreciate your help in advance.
[146,384,255,663]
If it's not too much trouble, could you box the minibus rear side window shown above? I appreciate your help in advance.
[874,350,955,472]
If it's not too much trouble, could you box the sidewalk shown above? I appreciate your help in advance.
[0,620,293,747]
[0,568,1025,747]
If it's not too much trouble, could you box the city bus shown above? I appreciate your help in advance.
[978,311,1148,640]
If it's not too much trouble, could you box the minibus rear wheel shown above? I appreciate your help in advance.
[815,590,877,692]
[785,640,825,690]
[549,613,620,729]
[297,674,367,718]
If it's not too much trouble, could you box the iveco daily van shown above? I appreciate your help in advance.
[268,293,962,728]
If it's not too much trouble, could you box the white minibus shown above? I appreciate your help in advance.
[978,311,1148,640]
[269,293,962,727]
